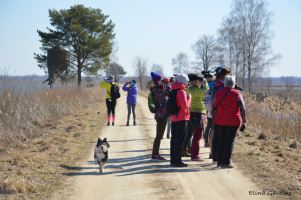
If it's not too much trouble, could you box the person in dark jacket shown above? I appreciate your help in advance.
[122,80,139,126]
[213,76,247,168]
[170,74,191,167]
[151,72,172,162]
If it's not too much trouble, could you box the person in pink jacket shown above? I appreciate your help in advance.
[170,74,191,167]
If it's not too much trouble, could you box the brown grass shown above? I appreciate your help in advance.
[0,80,107,199]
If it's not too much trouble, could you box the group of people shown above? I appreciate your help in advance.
[149,67,247,168]
[99,66,247,168]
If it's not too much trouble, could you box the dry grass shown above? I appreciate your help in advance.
[0,79,107,199]
[231,90,301,199]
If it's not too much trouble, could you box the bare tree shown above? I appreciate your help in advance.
[172,52,190,74]
[191,35,219,72]
[132,55,148,90]
[151,63,165,77]
[230,0,281,92]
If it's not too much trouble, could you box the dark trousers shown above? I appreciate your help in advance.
[170,120,188,165]
[152,117,168,156]
[217,125,238,165]
[212,126,218,161]
[127,104,136,122]
[182,120,193,148]
[204,117,212,143]
[106,99,116,116]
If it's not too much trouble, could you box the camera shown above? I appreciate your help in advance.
[239,124,245,132]
[162,79,166,83]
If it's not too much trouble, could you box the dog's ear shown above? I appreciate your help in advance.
[98,138,101,142]
[107,142,110,148]
[103,138,107,142]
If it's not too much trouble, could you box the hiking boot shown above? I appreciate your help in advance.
[191,157,205,162]
[107,122,110,126]
[221,164,235,169]
[209,153,212,159]
[187,147,191,154]
[173,162,188,167]
[151,155,167,162]
[204,142,210,147]
[182,148,191,157]
[126,122,129,126]
[133,121,136,126]
[112,122,115,126]
[167,133,170,139]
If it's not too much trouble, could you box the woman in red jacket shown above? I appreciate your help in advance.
[213,76,247,169]
[170,74,191,167]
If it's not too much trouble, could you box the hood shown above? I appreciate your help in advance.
[172,82,187,90]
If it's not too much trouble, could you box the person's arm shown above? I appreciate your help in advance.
[99,81,107,88]
[122,82,130,91]
[178,90,190,110]
[237,93,247,124]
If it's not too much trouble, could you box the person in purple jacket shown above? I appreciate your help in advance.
[122,80,139,126]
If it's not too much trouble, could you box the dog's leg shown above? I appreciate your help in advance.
[99,161,104,173]
[94,158,98,165]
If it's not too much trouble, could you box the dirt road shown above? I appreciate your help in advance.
[52,90,269,200]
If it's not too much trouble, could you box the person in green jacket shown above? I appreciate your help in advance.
[99,75,116,126]
[185,74,209,161]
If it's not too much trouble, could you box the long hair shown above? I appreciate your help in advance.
[217,67,232,80]
[188,80,197,90]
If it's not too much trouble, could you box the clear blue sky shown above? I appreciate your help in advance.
[0,0,300,77]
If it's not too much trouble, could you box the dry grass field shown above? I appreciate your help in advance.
[0,81,107,199]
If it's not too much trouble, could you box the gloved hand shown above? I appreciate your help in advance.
[126,81,130,84]
[203,78,207,83]
[187,92,191,99]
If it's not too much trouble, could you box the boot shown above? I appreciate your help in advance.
[187,147,191,154]
[182,148,191,157]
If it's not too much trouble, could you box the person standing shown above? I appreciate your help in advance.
[151,72,172,162]
[170,74,191,167]
[165,78,172,139]
[186,74,209,161]
[213,76,247,168]
[99,75,117,126]
[122,80,139,126]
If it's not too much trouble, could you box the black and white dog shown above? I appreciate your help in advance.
[94,138,110,173]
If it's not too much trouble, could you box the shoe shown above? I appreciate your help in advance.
[133,121,136,126]
[126,122,129,126]
[187,148,191,154]
[221,164,235,168]
[191,157,205,162]
[170,163,175,167]
[151,155,167,162]
[182,148,191,157]
[107,122,110,126]
[173,162,188,167]
[209,153,212,159]
[204,142,210,147]
[217,164,221,167]
[112,122,115,126]
[167,133,170,139]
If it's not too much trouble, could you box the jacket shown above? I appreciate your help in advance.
[122,83,138,104]
[213,87,246,126]
[153,83,172,119]
[186,82,209,114]
[99,81,115,99]
[171,82,191,122]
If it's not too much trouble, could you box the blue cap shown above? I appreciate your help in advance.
[214,66,224,75]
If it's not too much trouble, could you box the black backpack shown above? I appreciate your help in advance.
[166,89,182,117]
[108,83,121,100]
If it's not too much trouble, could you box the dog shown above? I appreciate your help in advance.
[94,137,110,173]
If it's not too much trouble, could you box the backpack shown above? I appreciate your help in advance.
[148,89,156,113]
[108,83,121,100]
[166,89,182,116]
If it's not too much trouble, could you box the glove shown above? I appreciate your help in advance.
[187,92,191,99]
[126,81,130,84]
[203,78,207,83]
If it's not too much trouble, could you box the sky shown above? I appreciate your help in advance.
[0,0,300,78]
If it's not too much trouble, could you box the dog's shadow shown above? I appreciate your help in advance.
[61,153,220,177]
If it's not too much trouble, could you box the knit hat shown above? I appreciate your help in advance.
[175,74,189,85]
[165,78,170,82]
[131,80,137,86]
[107,75,114,82]
[151,72,163,84]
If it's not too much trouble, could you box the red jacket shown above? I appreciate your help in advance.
[171,82,191,122]
[214,87,241,126]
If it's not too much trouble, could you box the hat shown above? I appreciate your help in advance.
[188,73,203,82]
[107,75,114,81]
[214,66,224,75]
[202,70,214,78]
[131,80,137,86]
[151,72,163,84]
[175,74,189,85]
[165,78,170,82]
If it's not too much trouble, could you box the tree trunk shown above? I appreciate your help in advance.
[248,59,251,92]
[78,64,82,87]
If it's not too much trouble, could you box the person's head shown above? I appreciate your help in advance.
[131,80,137,86]
[217,67,232,80]
[107,75,114,83]
[202,70,214,81]
[175,74,189,87]
[224,76,236,88]
[170,77,175,83]
[151,72,163,86]
[188,73,203,88]
[165,78,170,83]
